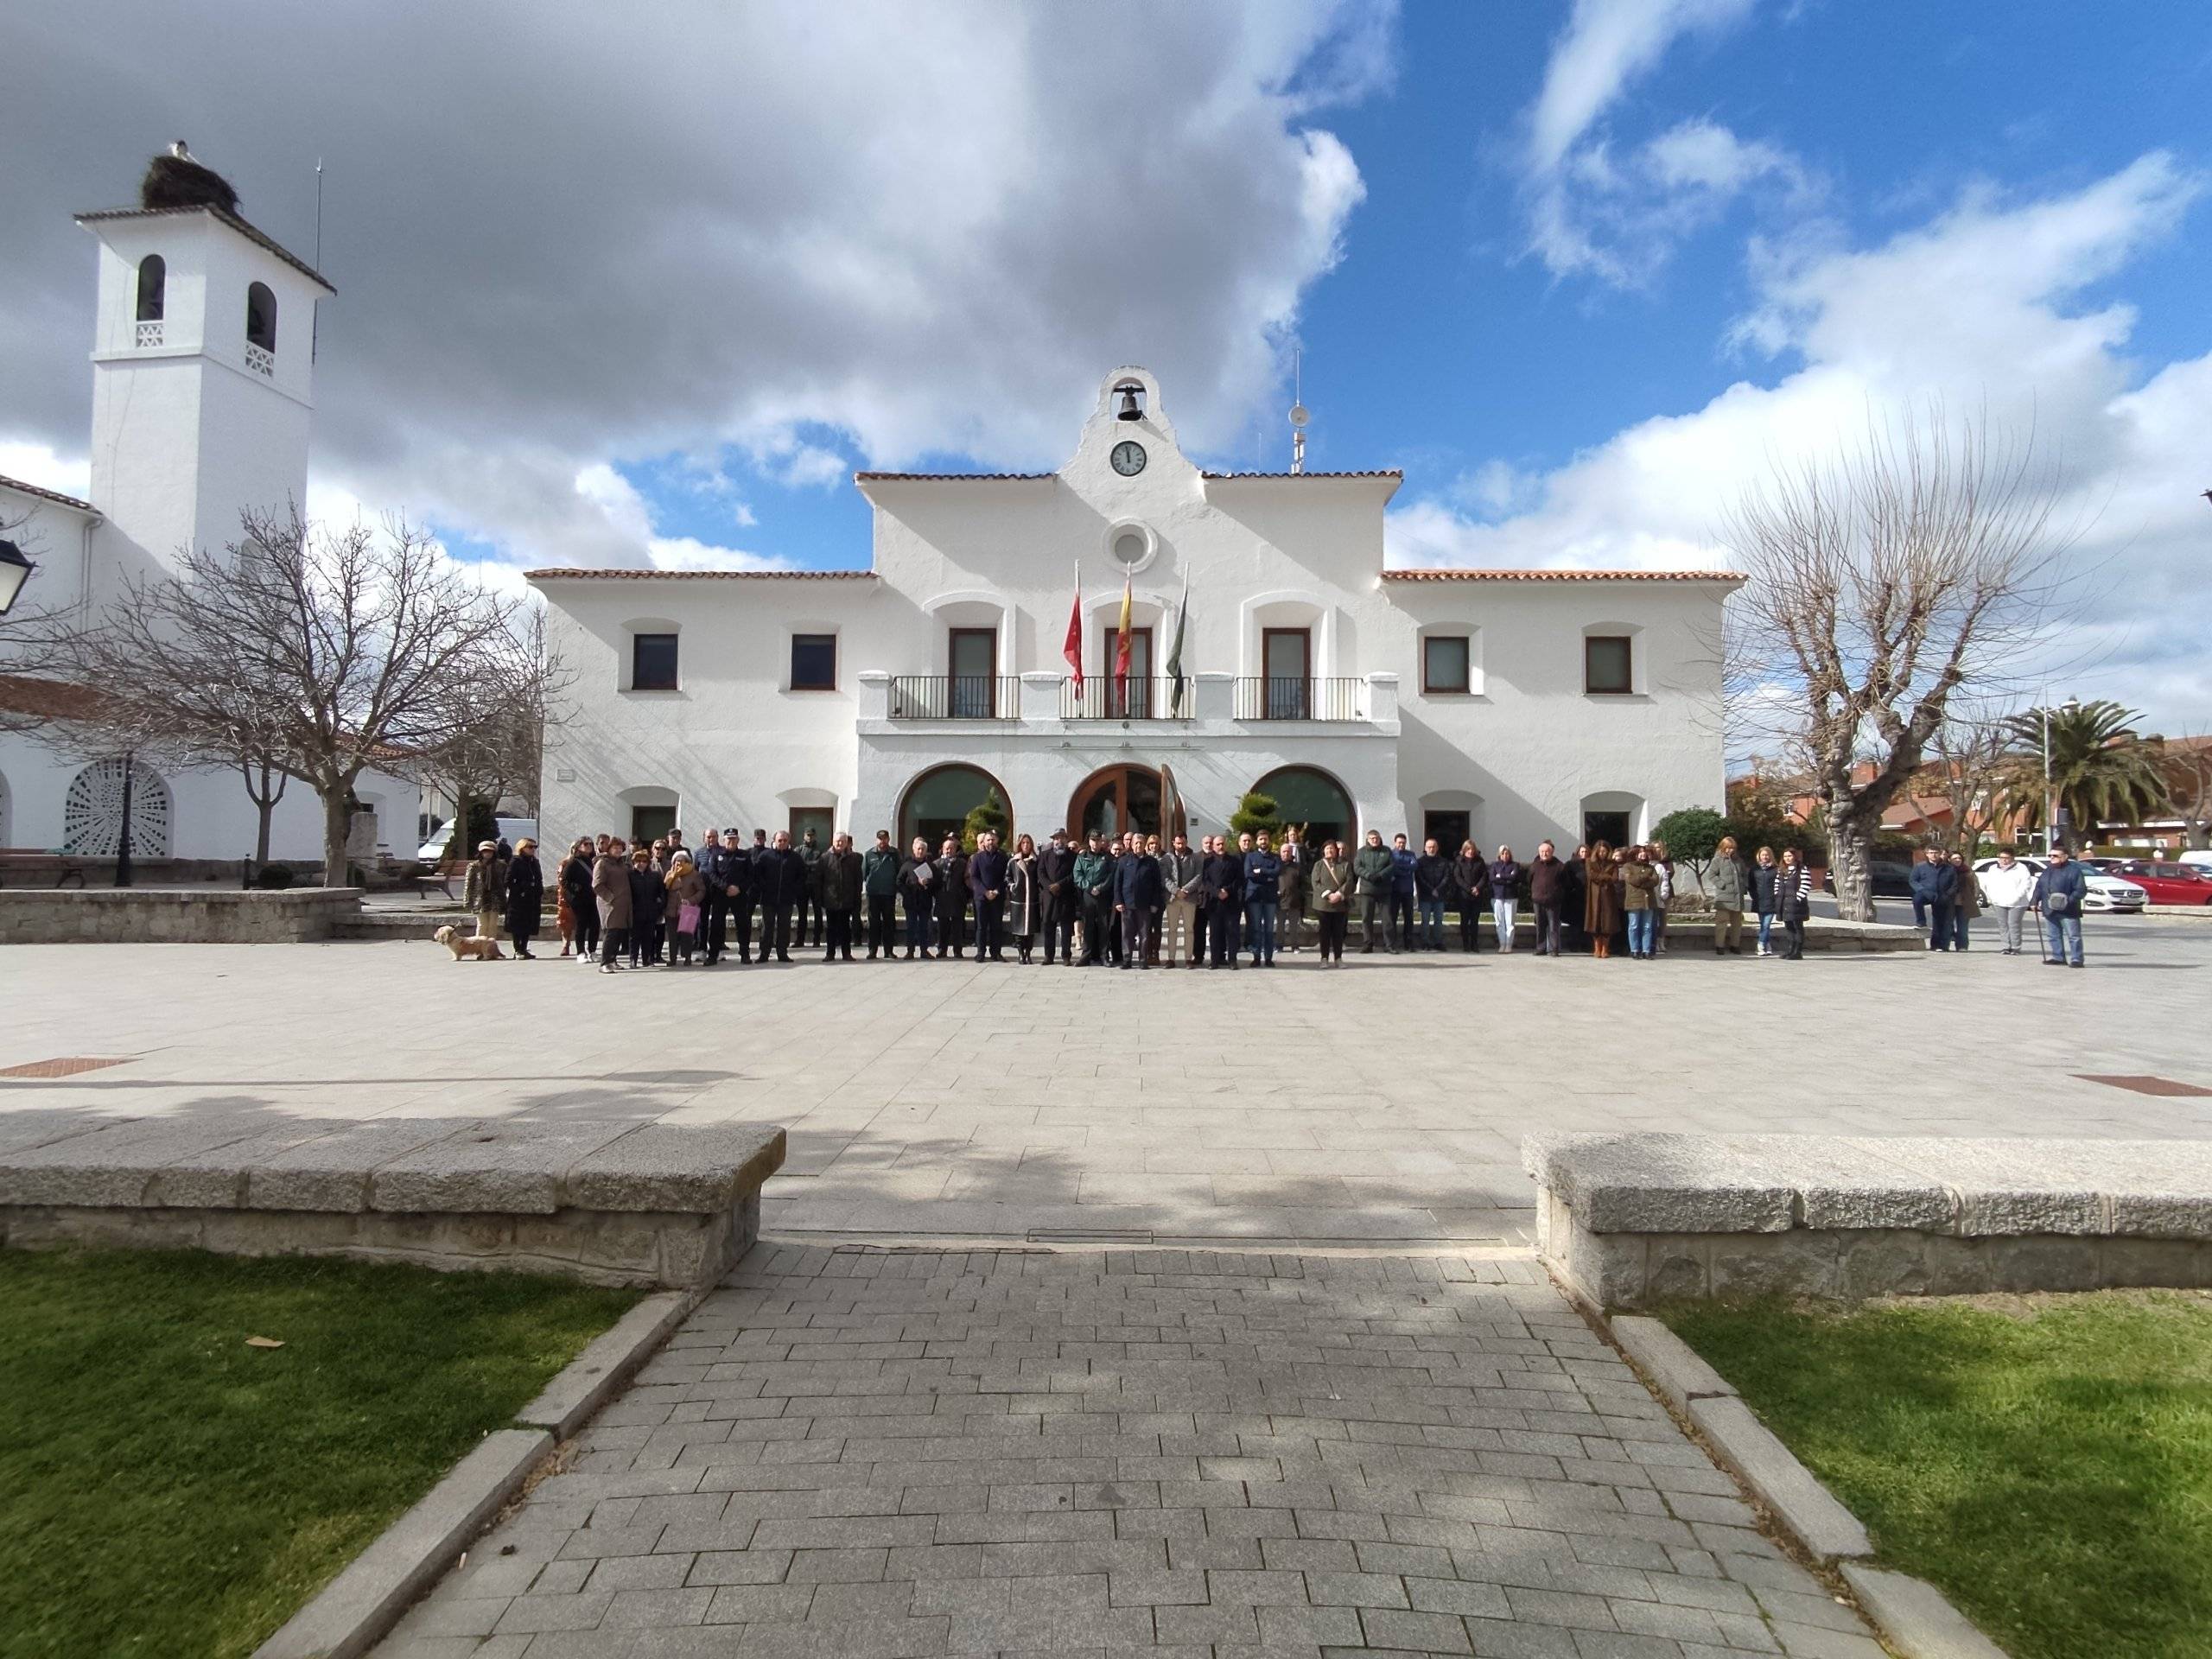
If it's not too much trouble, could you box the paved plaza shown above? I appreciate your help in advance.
[372,1245,1888,1659]
[7,921,2210,1655]
[4,917,2209,1248]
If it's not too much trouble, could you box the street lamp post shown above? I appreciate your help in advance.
[2040,696,2082,855]
[0,538,35,617]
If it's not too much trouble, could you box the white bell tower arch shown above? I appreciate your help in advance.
[74,200,334,604]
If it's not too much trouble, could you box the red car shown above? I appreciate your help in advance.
[2100,859,2212,905]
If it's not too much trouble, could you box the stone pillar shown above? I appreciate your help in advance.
[1020,671,1063,722]
[1365,671,1400,733]
[857,671,890,721]
[1194,672,1234,721]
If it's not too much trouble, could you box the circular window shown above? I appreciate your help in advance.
[1106,521,1156,574]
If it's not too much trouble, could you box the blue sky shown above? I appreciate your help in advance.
[3,0,2209,725]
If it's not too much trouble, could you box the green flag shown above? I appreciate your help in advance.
[1166,576,1189,715]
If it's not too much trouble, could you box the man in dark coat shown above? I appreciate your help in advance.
[1526,840,1568,957]
[931,835,969,959]
[694,830,728,965]
[735,828,771,963]
[966,830,1010,962]
[817,832,864,962]
[504,838,544,958]
[794,828,823,949]
[1036,829,1077,965]
[1203,834,1244,969]
[1114,830,1166,969]
[1413,838,1454,951]
[754,831,808,963]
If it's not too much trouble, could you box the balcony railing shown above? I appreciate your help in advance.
[135,320,163,349]
[1059,676,1193,721]
[244,342,276,378]
[1233,676,1363,721]
[887,674,1019,721]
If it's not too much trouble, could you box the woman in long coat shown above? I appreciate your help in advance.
[1006,834,1040,963]
[1276,828,1306,954]
[591,842,632,974]
[1584,842,1621,958]
[504,837,545,959]
[663,851,707,967]
[559,838,598,962]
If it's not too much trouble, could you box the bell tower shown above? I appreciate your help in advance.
[75,151,334,602]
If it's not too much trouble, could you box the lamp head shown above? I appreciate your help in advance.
[0,538,34,618]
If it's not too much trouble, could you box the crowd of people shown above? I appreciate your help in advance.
[1909,843,2094,966]
[451,822,1840,969]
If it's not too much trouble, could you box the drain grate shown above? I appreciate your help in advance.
[2076,1073,2212,1098]
[0,1056,130,1079]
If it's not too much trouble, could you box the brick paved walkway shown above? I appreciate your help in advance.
[374,1245,1883,1657]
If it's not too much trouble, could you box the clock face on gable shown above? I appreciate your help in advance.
[1110,440,1147,477]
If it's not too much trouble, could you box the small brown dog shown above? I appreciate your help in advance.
[434,925,505,961]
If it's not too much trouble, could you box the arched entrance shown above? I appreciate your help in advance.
[63,758,172,857]
[1068,763,1187,842]
[898,764,1010,851]
[1251,765,1354,849]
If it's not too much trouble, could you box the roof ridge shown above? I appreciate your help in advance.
[1383,567,1741,582]
[74,203,334,293]
[526,568,876,580]
[0,473,97,513]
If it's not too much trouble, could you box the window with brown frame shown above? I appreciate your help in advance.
[1585,634,1633,695]
[1422,635,1471,694]
[631,632,678,691]
[790,632,837,690]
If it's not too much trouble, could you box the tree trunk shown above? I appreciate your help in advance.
[1827,804,1877,923]
[321,786,353,889]
[255,794,275,864]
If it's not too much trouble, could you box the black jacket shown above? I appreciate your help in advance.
[1750,863,1782,916]
[817,849,864,910]
[1201,852,1243,909]
[1453,855,1490,905]
[1037,843,1077,906]
[1487,858,1523,902]
[931,853,968,917]
[558,854,594,909]
[505,852,543,931]
[626,864,660,923]
[897,855,936,904]
[1526,855,1568,906]
[1414,854,1456,901]
[753,847,809,908]
[1115,851,1166,909]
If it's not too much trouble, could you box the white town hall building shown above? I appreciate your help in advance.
[534,369,1738,860]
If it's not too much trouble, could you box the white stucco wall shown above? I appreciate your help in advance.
[536,368,1735,857]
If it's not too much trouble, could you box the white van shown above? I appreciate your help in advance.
[2182,850,2212,874]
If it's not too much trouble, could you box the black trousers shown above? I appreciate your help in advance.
[1389,893,1414,948]
[572,903,600,958]
[732,898,755,961]
[1783,916,1807,959]
[600,925,627,965]
[511,916,537,955]
[1120,904,1155,966]
[973,898,1004,958]
[902,894,931,953]
[702,893,727,961]
[1208,904,1240,964]
[762,905,793,959]
[934,908,965,957]
[1457,901,1481,952]
[824,907,856,958]
[1361,893,1392,950]
[1082,900,1114,963]
[1042,894,1075,963]
[1318,911,1348,960]
[1532,901,1565,955]
[867,893,897,956]
[1192,906,1210,963]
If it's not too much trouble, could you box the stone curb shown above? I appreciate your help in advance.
[1581,1294,2012,1657]
[252,1281,705,1657]
[251,1427,551,1659]
[1841,1563,2012,1658]
[515,1286,696,1438]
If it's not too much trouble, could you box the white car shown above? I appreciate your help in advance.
[1972,857,2147,914]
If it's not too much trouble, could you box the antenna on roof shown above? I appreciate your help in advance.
[314,157,324,265]
[1288,348,1310,474]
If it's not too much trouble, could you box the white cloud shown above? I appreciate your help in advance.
[0,440,90,499]
[1389,154,2212,732]
[573,464,786,574]
[1522,0,1804,283]
[0,0,1389,571]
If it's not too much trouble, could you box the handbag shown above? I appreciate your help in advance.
[678,902,702,932]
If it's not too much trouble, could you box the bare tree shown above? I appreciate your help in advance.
[1720,410,2080,920]
[2161,733,2212,852]
[408,610,563,863]
[45,507,536,883]
[1925,712,2014,860]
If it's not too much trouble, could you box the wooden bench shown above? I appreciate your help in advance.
[0,849,87,889]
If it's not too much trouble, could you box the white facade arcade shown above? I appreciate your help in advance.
[0,189,415,866]
[535,369,1738,861]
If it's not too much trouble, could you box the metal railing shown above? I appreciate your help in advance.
[886,674,1019,720]
[1233,676,1362,721]
[1059,676,1192,720]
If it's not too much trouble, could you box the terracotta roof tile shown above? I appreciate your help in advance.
[0,474,97,514]
[854,472,1054,482]
[74,204,334,293]
[526,568,874,581]
[1383,567,1743,583]
[0,675,116,721]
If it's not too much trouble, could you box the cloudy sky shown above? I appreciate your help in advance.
[3,0,2208,730]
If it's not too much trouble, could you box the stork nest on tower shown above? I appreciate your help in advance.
[140,153,239,215]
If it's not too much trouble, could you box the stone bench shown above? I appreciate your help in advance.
[0,1113,785,1287]
[0,886,365,944]
[1526,1131,2212,1307]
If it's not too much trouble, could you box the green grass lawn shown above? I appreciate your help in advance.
[0,1249,637,1659]
[1661,1292,2212,1659]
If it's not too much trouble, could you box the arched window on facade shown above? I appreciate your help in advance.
[62,759,173,857]
[245,282,277,353]
[898,764,1008,852]
[136,255,166,321]
[1252,766,1355,849]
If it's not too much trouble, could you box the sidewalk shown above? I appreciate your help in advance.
[373,1245,1883,1657]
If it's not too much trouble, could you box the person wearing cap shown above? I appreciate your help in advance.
[462,840,509,942]
[505,836,544,959]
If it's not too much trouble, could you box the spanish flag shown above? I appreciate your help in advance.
[1114,575,1134,698]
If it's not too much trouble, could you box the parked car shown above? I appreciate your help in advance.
[1821,860,1915,899]
[1972,856,2148,913]
[415,817,537,863]
[2101,860,2212,906]
[2183,850,2212,875]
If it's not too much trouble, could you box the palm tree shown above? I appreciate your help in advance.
[1997,700,2170,842]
